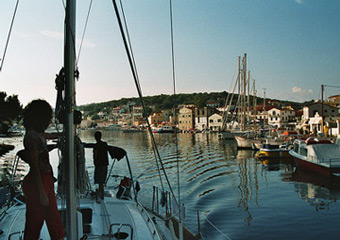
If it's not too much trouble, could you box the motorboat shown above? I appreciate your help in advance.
[255,142,292,159]
[289,137,340,177]
[152,125,176,133]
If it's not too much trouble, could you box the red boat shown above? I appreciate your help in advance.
[289,137,340,177]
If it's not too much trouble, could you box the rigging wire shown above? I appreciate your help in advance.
[0,0,20,72]
[118,0,142,95]
[111,0,182,206]
[76,0,93,67]
[169,0,183,226]
[205,217,232,240]
[117,0,165,193]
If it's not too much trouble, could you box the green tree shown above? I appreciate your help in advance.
[0,92,23,134]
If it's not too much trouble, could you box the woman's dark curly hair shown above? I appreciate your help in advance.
[23,99,53,132]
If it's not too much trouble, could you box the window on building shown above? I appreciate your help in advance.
[202,110,205,115]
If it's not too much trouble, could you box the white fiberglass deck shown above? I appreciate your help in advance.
[0,196,173,240]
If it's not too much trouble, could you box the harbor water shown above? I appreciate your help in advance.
[2,130,340,240]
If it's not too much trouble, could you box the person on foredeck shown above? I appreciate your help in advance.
[93,131,109,200]
[22,99,64,240]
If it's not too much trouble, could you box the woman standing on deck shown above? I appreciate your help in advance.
[22,99,64,240]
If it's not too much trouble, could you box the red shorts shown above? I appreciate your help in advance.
[23,171,64,240]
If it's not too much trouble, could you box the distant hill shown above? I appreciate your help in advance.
[78,91,306,119]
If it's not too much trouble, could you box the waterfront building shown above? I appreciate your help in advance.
[328,94,340,107]
[303,102,339,120]
[268,107,296,128]
[195,107,217,132]
[148,112,163,126]
[132,105,143,118]
[161,109,174,123]
[254,105,275,125]
[178,107,195,131]
[206,101,220,108]
[112,106,122,117]
[299,103,339,134]
[208,113,223,131]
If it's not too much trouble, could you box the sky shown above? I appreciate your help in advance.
[0,0,340,107]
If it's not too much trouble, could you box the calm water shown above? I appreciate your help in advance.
[2,130,340,240]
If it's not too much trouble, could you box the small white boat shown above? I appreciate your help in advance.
[152,125,176,133]
[104,124,122,131]
[289,137,340,177]
[122,126,144,133]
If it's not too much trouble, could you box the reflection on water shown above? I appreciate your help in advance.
[284,168,340,211]
[236,150,257,226]
[2,131,340,239]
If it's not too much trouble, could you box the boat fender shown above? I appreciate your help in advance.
[116,177,132,199]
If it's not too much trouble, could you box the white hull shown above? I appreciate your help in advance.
[218,130,248,140]
[234,135,261,148]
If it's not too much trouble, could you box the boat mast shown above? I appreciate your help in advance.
[237,56,241,127]
[247,70,250,126]
[263,88,266,125]
[241,53,247,131]
[64,0,78,239]
[253,79,257,136]
[321,84,324,133]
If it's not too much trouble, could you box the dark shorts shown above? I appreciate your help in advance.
[94,166,108,184]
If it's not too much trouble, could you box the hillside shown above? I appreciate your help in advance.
[78,91,305,118]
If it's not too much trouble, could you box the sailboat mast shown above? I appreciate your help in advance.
[241,54,247,131]
[64,0,78,239]
[321,84,324,133]
[247,70,250,125]
[237,56,241,127]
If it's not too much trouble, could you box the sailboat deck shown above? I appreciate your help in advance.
[0,196,171,240]
[78,197,161,239]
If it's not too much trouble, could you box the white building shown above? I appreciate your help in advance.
[268,107,295,128]
[195,107,216,132]
[208,113,222,131]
